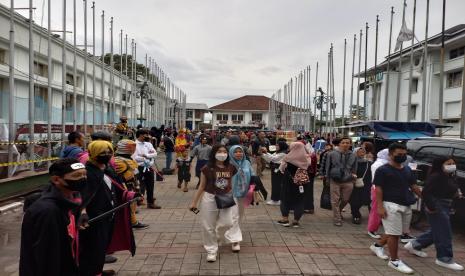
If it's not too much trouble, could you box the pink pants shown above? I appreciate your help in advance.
[367,185,381,232]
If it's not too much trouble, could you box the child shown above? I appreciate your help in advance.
[176,150,192,192]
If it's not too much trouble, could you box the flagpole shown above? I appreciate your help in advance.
[356,30,362,120]
[110,17,115,124]
[119,29,123,120]
[384,7,394,120]
[461,32,465,138]
[407,0,417,122]
[373,15,379,120]
[124,34,128,116]
[364,22,369,120]
[438,0,446,136]
[395,0,407,121]
[61,0,67,143]
[83,0,88,136]
[326,51,330,134]
[307,66,311,131]
[342,39,347,125]
[28,0,35,167]
[421,0,429,121]
[313,62,318,133]
[73,0,77,130]
[92,2,96,130]
[330,45,336,134]
[100,10,105,129]
[47,0,52,165]
[350,34,356,122]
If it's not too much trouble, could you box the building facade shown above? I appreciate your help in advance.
[0,4,170,134]
[185,103,208,130]
[363,24,465,136]
[210,95,270,130]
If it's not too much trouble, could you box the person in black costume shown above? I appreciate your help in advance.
[20,158,86,276]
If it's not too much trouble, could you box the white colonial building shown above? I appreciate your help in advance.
[362,24,465,136]
[210,95,270,130]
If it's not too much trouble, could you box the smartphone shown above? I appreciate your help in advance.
[299,185,304,194]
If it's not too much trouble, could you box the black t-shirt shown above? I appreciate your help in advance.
[373,164,417,206]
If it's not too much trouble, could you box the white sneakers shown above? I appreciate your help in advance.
[367,231,381,239]
[206,253,217,262]
[232,243,240,253]
[370,244,389,260]
[435,259,464,271]
[266,200,280,206]
[388,259,414,274]
[404,242,428,258]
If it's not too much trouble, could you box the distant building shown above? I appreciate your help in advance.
[185,103,208,130]
[361,24,465,136]
[210,95,270,130]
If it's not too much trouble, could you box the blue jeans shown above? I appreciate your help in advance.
[165,152,173,170]
[412,199,454,263]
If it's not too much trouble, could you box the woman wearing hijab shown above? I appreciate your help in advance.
[262,139,288,205]
[228,145,254,252]
[277,142,312,228]
[349,147,372,224]
[80,140,137,276]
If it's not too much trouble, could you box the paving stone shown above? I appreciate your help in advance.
[258,262,281,274]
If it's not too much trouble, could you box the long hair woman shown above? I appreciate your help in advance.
[349,147,372,224]
[189,144,241,262]
[262,139,289,205]
[277,142,312,228]
[404,156,464,271]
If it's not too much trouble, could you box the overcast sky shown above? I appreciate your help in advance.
[4,0,465,112]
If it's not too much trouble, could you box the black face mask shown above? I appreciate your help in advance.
[63,177,87,191]
[96,155,112,164]
[144,137,151,142]
[393,154,407,164]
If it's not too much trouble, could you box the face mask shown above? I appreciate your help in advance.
[144,137,151,142]
[63,177,87,191]
[215,153,228,162]
[96,155,112,164]
[444,164,457,173]
[393,155,407,164]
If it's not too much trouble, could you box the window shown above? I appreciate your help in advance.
[450,46,465,59]
[186,110,193,119]
[452,148,465,171]
[252,113,262,122]
[34,86,48,121]
[231,114,243,122]
[216,114,228,121]
[66,73,75,86]
[409,105,417,120]
[412,79,418,93]
[415,146,451,164]
[447,71,463,88]
[34,61,48,78]
[0,49,6,64]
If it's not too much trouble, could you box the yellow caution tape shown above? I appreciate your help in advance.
[0,157,59,167]
[0,140,64,146]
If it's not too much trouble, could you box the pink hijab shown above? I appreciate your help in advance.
[282,142,312,169]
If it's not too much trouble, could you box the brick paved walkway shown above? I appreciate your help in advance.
[1,155,465,275]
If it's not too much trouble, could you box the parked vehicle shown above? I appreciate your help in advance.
[407,137,465,225]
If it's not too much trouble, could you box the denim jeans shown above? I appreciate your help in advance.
[412,199,454,263]
[165,151,173,170]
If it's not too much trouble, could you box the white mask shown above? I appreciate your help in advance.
[215,153,228,162]
[444,164,457,173]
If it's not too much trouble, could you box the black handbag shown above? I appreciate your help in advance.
[320,184,332,210]
[214,192,236,209]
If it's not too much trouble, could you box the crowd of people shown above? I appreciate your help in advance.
[17,122,464,275]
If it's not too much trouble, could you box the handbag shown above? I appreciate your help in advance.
[214,192,236,209]
[320,184,332,210]
[355,163,369,188]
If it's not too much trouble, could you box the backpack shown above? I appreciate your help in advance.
[293,168,310,186]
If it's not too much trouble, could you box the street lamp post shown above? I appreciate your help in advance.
[313,87,334,135]
[129,81,150,126]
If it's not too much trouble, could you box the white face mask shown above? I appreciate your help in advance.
[215,153,228,162]
[444,164,457,173]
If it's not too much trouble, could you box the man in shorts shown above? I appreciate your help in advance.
[369,143,421,274]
